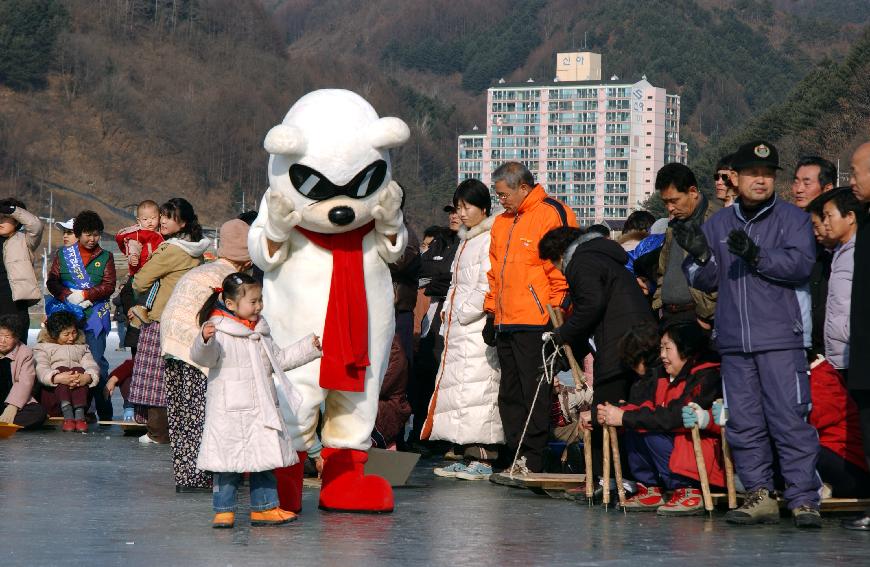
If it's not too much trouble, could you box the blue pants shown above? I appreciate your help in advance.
[722,350,821,508]
[213,471,279,513]
[625,431,694,490]
[85,330,112,420]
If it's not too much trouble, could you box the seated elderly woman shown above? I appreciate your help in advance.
[597,321,724,516]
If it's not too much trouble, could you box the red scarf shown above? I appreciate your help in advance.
[209,308,258,331]
[296,222,373,392]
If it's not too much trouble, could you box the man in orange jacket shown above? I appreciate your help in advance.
[484,161,578,475]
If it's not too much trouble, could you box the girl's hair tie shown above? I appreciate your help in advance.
[213,287,223,293]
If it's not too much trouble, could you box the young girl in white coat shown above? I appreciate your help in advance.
[191,273,321,529]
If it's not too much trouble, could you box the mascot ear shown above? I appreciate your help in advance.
[368,117,410,150]
[264,124,307,156]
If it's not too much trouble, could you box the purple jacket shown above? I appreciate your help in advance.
[684,197,815,354]
[824,236,855,369]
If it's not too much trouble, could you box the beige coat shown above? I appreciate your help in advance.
[160,258,236,368]
[3,207,43,303]
[132,237,210,321]
[191,315,321,473]
[33,329,100,387]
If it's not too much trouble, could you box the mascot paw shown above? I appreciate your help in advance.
[372,181,404,236]
[318,448,394,513]
[264,188,302,242]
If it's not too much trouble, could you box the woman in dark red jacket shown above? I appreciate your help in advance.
[598,321,724,516]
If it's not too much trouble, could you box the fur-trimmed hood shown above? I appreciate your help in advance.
[457,214,495,241]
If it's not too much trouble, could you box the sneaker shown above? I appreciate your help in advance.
[792,504,822,529]
[123,408,135,422]
[623,484,664,512]
[212,512,235,529]
[250,507,296,526]
[434,462,468,478]
[841,512,870,531]
[75,419,88,433]
[725,488,780,525]
[138,433,158,444]
[657,487,704,516]
[489,457,531,487]
[456,461,493,481]
[61,419,76,432]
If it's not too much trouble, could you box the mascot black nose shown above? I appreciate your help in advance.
[328,206,355,226]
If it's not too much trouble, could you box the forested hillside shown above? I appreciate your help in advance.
[1,0,868,229]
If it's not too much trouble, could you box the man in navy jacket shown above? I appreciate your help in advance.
[676,141,822,528]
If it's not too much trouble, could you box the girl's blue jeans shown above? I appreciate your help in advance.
[212,471,279,512]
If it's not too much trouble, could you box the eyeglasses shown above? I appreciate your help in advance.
[714,173,731,181]
[289,160,387,201]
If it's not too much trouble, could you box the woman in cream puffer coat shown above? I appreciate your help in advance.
[423,182,503,471]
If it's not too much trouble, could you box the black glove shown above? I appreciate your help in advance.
[0,204,15,215]
[671,219,710,264]
[482,315,496,347]
[727,229,760,266]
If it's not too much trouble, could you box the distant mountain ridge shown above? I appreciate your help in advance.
[1,0,867,230]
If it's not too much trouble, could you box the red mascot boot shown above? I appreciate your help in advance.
[275,451,306,513]
[318,448,394,513]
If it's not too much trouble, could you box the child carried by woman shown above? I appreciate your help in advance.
[191,273,322,529]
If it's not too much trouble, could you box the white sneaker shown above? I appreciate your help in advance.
[138,433,157,444]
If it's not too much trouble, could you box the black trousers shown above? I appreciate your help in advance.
[496,331,553,473]
[14,402,47,430]
[817,446,870,498]
[589,371,634,480]
[850,390,870,469]
[408,301,444,443]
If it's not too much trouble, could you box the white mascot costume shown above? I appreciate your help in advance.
[249,89,408,513]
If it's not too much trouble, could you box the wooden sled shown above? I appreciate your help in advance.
[98,420,147,435]
[44,417,64,428]
[709,493,870,513]
[516,473,586,497]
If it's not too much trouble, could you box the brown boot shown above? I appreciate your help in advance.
[146,406,170,444]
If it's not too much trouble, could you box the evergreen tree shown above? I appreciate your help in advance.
[0,0,68,90]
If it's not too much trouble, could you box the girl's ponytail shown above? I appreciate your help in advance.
[198,289,222,326]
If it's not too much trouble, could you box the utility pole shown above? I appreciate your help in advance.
[47,191,53,253]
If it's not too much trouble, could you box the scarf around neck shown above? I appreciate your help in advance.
[296,222,374,392]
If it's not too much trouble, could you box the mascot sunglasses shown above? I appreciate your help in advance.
[290,160,387,201]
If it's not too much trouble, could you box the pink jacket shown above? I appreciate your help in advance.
[2,343,39,409]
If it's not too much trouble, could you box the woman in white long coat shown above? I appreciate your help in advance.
[423,179,503,480]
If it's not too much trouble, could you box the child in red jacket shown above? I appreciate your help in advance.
[809,355,870,497]
[598,321,724,516]
[115,200,164,276]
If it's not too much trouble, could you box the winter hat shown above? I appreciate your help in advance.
[217,219,250,263]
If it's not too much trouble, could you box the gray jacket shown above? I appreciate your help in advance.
[824,236,855,369]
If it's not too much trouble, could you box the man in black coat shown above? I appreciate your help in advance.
[539,226,656,484]
[843,141,870,530]
[407,209,460,448]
